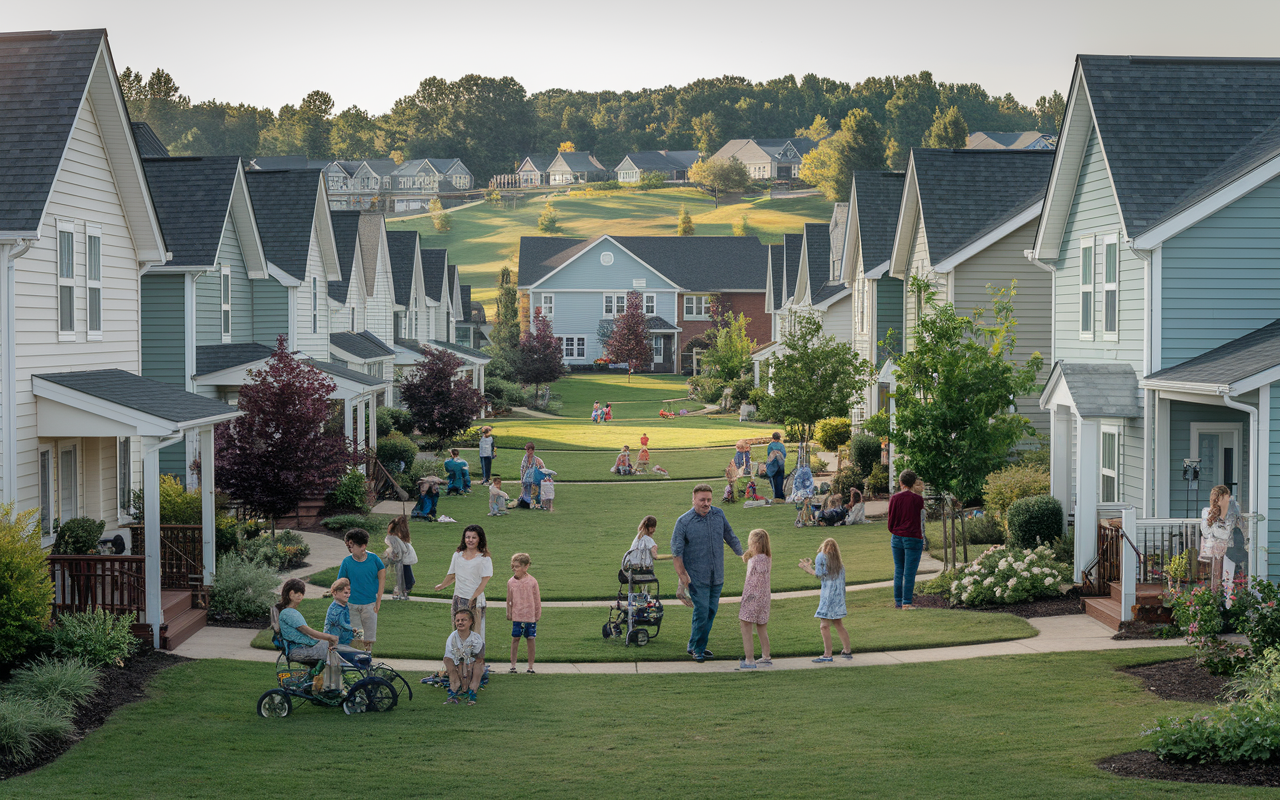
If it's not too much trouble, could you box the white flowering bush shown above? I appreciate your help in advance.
[948,545,1072,606]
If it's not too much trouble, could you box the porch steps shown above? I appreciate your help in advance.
[1082,581,1168,631]
[159,589,206,651]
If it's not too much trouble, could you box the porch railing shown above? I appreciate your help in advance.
[1089,516,1206,595]
[128,524,206,602]
[48,555,146,616]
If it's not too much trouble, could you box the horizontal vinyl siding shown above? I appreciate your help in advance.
[531,241,678,292]
[252,279,289,348]
[1162,175,1280,369]
[875,276,904,360]
[902,214,930,350]
[159,441,186,478]
[195,272,221,345]
[1167,401,1250,518]
[295,229,330,361]
[219,220,254,343]
[140,273,186,386]
[546,293,604,362]
[1270,389,1280,582]
[370,268,395,344]
[822,294,853,344]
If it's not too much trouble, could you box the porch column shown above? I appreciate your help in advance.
[142,439,163,650]
[200,426,215,584]
[344,398,354,448]
[1050,406,1072,535]
[368,395,378,453]
[1075,417,1100,583]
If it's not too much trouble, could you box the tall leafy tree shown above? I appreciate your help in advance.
[689,156,750,208]
[799,108,886,201]
[1034,91,1067,133]
[215,336,352,530]
[760,313,875,444]
[794,114,831,142]
[921,105,968,148]
[491,266,521,350]
[399,346,485,448]
[702,312,756,382]
[516,310,564,397]
[605,292,652,381]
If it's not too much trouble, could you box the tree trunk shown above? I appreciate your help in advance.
[961,509,968,564]
[941,501,951,572]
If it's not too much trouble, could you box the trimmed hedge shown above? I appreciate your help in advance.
[983,465,1050,526]
[1006,494,1064,548]
[850,434,881,477]
[814,417,852,451]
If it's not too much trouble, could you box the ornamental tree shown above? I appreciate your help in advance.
[701,311,755,382]
[215,335,353,530]
[689,156,750,208]
[605,291,652,380]
[515,309,564,397]
[399,345,485,449]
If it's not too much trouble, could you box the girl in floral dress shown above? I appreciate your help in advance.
[738,529,772,669]
[799,538,851,662]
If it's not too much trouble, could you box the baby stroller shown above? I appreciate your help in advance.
[603,548,664,646]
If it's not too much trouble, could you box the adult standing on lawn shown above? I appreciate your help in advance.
[478,426,495,485]
[671,483,743,663]
[888,469,926,609]
[517,443,546,509]
[765,432,787,500]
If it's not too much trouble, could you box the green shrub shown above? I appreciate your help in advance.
[850,434,882,477]
[916,568,961,597]
[325,468,369,515]
[963,514,1006,545]
[209,554,279,621]
[1006,495,1063,548]
[376,406,415,438]
[727,377,753,408]
[637,172,667,190]
[485,377,523,406]
[1014,438,1050,470]
[130,474,202,524]
[983,465,1050,527]
[1053,528,1073,564]
[866,463,890,495]
[0,695,74,764]
[814,417,852,452]
[397,456,445,497]
[6,655,100,718]
[242,530,310,571]
[49,609,138,668]
[215,515,240,557]
[948,544,1071,606]
[449,426,482,448]
[746,387,771,417]
[376,432,419,473]
[0,503,54,666]
[783,419,806,443]
[829,466,865,501]
[322,513,392,532]
[51,516,105,555]
[687,375,726,405]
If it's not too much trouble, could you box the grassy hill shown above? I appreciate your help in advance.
[386,187,833,312]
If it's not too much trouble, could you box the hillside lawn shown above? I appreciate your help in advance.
[387,187,833,312]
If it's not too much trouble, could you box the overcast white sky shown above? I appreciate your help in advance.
[11,0,1280,115]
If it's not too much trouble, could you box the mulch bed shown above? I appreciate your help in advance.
[910,590,1085,618]
[1119,657,1228,703]
[0,649,191,781]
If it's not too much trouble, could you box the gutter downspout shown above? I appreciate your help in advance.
[1,238,33,505]
[1130,245,1154,517]
[1220,390,1260,577]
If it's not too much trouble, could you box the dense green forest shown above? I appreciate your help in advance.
[120,67,1063,182]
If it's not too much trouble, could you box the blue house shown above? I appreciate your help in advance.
[1033,55,1280,604]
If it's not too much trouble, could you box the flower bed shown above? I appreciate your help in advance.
[946,545,1072,607]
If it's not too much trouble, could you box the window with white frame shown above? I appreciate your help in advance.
[1101,426,1119,503]
[684,294,710,319]
[1102,234,1119,338]
[58,222,75,337]
[221,266,232,341]
[644,293,656,315]
[59,444,78,523]
[118,437,131,515]
[311,277,319,334]
[87,225,102,338]
[652,335,663,361]
[539,293,554,317]
[38,448,52,537]
[603,294,627,316]
[561,336,585,359]
[1079,237,1094,337]
[351,306,356,332]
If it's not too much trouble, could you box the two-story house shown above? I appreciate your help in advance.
[711,138,819,180]
[384,159,474,211]
[613,151,700,183]
[1034,55,1280,588]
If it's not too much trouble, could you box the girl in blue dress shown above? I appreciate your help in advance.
[799,538,851,662]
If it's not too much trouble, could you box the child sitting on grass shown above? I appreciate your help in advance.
[444,608,486,706]
[488,477,510,516]
[636,446,650,474]
[506,553,542,674]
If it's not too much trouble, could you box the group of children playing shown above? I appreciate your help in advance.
[488,473,555,514]
[591,401,613,423]
[611,432,655,476]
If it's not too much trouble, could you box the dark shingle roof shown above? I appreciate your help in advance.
[307,359,386,387]
[1045,361,1142,418]
[244,169,322,281]
[131,122,169,157]
[35,368,238,423]
[421,249,447,301]
[426,339,491,361]
[519,154,555,172]
[646,316,678,332]
[804,222,842,304]
[1146,319,1280,387]
[617,151,698,172]
[1080,55,1280,237]
[386,230,418,305]
[551,152,607,174]
[851,171,906,271]
[142,157,240,267]
[0,29,104,233]
[331,330,395,360]
[783,233,804,302]
[769,244,785,309]
[516,236,767,292]
[328,210,360,302]
[912,149,1053,264]
[460,285,472,322]
[195,343,274,376]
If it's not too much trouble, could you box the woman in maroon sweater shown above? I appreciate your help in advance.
[887,470,925,609]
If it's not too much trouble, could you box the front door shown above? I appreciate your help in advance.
[1191,424,1241,511]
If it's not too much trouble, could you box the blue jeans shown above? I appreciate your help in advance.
[892,535,924,606]
[687,582,722,655]
[769,470,785,499]
[480,455,493,482]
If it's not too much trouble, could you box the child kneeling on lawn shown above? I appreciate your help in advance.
[444,608,486,705]
[506,552,542,674]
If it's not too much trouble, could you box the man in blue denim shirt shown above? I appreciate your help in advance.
[671,483,742,663]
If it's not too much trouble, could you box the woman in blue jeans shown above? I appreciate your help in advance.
[886,469,925,608]
[765,432,787,500]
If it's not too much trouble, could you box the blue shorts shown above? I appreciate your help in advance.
[511,621,537,639]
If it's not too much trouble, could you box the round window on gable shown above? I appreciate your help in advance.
[601,252,614,266]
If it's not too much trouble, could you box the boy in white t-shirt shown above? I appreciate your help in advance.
[539,475,555,512]
[443,608,486,706]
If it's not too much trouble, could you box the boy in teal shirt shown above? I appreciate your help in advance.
[337,528,385,653]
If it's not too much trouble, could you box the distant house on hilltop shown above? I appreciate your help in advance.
[547,151,609,184]
[711,138,819,180]
[517,154,556,187]
[967,131,1056,150]
[613,150,700,183]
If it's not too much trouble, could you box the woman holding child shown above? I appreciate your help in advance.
[434,525,494,639]
[517,443,546,509]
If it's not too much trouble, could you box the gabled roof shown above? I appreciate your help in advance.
[769,244,785,310]
[1040,361,1141,418]
[34,368,239,425]
[519,154,555,172]
[615,150,699,172]
[386,230,419,306]
[803,223,845,307]
[516,235,768,292]
[549,151,606,173]
[783,233,804,303]
[428,158,468,176]
[966,131,1056,150]
[248,156,329,170]
[389,159,442,178]
[307,359,387,387]
[131,122,169,157]
[142,157,241,268]
[421,248,447,302]
[829,203,849,266]
[244,169,331,281]
[424,338,491,363]
[713,138,818,164]
[194,342,275,377]
[905,149,1053,266]
[1143,318,1280,394]
[328,210,361,303]
[330,330,394,361]
[357,213,383,294]
[850,171,906,276]
[460,284,472,323]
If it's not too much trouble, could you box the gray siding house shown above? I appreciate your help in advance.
[711,138,819,180]
[547,151,609,185]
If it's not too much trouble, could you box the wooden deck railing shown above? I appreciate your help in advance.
[1091,517,1203,595]
[48,555,145,616]
[128,524,206,597]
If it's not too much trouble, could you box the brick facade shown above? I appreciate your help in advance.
[677,291,770,349]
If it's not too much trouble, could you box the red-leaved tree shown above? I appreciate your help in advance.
[516,309,564,398]
[605,291,652,381]
[399,346,485,449]
[215,335,353,529]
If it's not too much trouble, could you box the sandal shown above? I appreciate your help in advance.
[757,658,773,666]
[508,667,517,674]
[526,669,536,674]
[840,651,853,659]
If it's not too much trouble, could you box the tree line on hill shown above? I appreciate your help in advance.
[121,67,1063,186]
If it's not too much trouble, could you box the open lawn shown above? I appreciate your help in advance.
[486,416,776,450]
[13,648,1257,799]
[387,188,832,312]
[250,587,1034,662]
[455,443,799,483]
[313,488,901,601]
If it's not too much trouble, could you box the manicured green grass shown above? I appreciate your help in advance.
[486,416,776,450]
[451,443,798,483]
[250,587,1034,662]
[16,648,1256,799]
[387,188,832,313]
[315,482,898,601]
[540,372,694,417]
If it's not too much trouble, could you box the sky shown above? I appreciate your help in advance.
[10,0,1280,116]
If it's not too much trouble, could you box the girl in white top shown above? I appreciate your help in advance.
[434,524,494,639]
[443,607,486,705]
[624,515,659,570]
[478,425,495,485]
